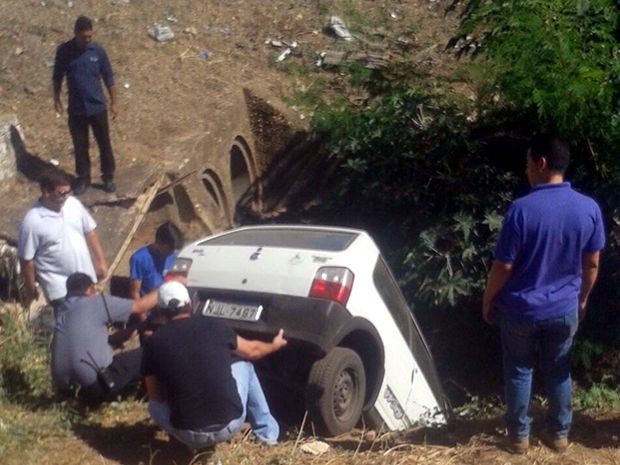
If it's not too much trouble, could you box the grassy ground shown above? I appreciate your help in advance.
[2,303,620,465]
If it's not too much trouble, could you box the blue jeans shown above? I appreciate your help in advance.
[499,310,578,441]
[148,359,279,449]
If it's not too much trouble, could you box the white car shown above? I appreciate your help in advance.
[169,224,450,436]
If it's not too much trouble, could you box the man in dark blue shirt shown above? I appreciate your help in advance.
[53,16,117,194]
[482,134,605,455]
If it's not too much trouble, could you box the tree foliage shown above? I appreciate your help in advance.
[452,0,619,175]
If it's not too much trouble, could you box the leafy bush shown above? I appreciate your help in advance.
[311,89,519,312]
[452,0,620,176]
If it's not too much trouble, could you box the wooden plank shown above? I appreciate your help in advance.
[101,175,164,286]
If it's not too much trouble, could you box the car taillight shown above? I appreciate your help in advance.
[309,267,354,306]
[165,257,193,280]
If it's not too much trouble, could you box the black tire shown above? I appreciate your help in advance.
[306,347,366,436]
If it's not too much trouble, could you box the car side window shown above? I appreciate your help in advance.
[372,257,414,349]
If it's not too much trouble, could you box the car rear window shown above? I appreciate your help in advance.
[199,228,358,251]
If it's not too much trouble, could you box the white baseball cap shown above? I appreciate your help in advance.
[157,281,191,310]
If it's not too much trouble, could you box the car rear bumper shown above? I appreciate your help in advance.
[189,288,354,354]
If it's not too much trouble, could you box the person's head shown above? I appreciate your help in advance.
[39,170,72,212]
[526,134,570,186]
[157,281,192,317]
[66,272,96,297]
[154,221,184,256]
[73,16,93,49]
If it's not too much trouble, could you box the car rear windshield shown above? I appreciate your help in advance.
[199,228,358,251]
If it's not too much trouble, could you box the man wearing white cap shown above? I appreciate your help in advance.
[142,281,287,450]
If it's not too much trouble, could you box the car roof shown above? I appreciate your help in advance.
[192,224,371,252]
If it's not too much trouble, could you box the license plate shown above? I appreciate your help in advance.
[201,299,263,321]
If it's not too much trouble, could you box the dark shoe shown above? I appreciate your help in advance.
[505,437,529,455]
[542,433,568,453]
[73,181,89,195]
[103,179,116,193]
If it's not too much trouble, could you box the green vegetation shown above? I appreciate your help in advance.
[453,0,619,178]
[293,0,620,394]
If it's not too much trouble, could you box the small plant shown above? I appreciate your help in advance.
[453,393,503,419]
[573,376,620,412]
[0,304,52,399]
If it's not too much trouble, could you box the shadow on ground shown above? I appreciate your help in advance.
[74,420,203,465]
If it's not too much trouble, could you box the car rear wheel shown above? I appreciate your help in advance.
[306,347,366,436]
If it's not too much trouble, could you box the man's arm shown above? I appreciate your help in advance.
[233,329,287,360]
[144,374,164,401]
[482,260,513,325]
[128,279,142,300]
[84,230,108,281]
[53,79,63,114]
[578,250,600,321]
[130,287,158,315]
[106,84,118,119]
[19,258,38,306]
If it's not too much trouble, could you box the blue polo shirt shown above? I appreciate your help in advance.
[494,182,605,321]
[53,39,114,116]
[129,246,176,296]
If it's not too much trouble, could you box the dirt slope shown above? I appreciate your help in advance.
[0,0,460,178]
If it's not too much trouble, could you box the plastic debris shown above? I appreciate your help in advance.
[123,83,130,89]
[300,440,330,455]
[315,51,326,67]
[49,159,59,166]
[147,24,175,42]
[265,38,283,47]
[327,15,353,41]
[166,15,178,23]
[276,48,292,62]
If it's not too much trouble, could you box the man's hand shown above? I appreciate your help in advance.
[109,102,118,120]
[54,98,63,114]
[578,297,588,322]
[95,261,109,281]
[22,285,39,309]
[271,328,287,351]
[482,301,496,325]
[235,329,288,360]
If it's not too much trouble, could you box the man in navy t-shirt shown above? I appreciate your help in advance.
[482,134,605,454]
[53,15,117,194]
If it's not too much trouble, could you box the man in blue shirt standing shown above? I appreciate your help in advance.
[482,134,605,455]
[53,16,117,194]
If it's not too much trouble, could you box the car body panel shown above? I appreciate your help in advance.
[173,225,449,431]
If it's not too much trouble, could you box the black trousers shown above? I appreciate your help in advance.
[68,110,115,183]
[80,347,143,404]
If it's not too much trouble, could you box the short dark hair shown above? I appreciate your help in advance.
[39,170,71,191]
[155,221,184,250]
[74,16,93,33]
[528,134,570,174]
[66,272,94,295]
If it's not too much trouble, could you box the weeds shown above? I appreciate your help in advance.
[0,304,52,399]
[574,377,620,412]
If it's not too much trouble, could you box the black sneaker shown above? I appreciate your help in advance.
[73,181,89,195]
[103,180,116,193]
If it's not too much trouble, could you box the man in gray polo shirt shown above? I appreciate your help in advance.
[51,272,158,403]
